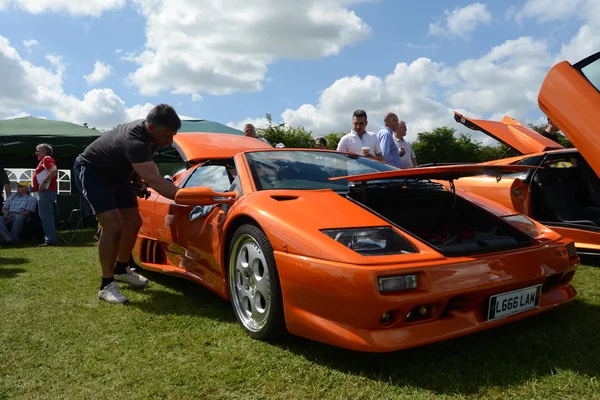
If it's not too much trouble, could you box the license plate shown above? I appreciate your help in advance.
[487,284,542,321]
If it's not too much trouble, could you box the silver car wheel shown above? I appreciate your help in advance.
[229,233,271,332]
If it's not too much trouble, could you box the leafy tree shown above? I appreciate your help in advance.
[412,127,506,165]
[257,114,315,148]
[322,132,345,150]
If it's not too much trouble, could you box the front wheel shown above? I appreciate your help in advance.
[227,224,285,341]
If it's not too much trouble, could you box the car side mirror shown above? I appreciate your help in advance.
[175,187,238,206]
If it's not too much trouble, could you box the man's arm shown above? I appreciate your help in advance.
[132,161,180,200]
[3,195,13,216]
[45,165,58,181]
[3,183,10,198]
[22,196,37,215]
[373,139,384,161]
[377,131,395,164]
[42,157,58,181]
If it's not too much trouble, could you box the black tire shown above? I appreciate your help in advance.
[227,224,286,341]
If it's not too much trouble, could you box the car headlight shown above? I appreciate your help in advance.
[502,214,546,239]
[320,226,417,256]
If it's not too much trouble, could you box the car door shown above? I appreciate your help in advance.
[154,161,235,287]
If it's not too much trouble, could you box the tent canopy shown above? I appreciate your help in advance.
[0,116,243,168]
[179,119,243,135]
[0,117,101,168]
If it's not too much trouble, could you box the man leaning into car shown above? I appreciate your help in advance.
[73,104,182,304]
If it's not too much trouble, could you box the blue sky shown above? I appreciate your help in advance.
[0,0,597,143]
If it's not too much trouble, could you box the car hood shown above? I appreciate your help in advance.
[331,164,539,183]
[172,133,271,162]
[538,53,600,178]
[454,112,563,155]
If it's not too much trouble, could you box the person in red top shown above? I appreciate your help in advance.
[32,143,58,246]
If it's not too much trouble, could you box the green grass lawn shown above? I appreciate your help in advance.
[1,234,599,400]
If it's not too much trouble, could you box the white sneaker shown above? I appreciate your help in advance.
[114,266,149,288]
[98,281,129,304]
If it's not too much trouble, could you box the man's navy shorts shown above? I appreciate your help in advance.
[73,160,138,217]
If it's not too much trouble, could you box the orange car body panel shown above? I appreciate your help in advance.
[444,176,531,215]
[539,59,600,178]
[276,244,577,352]
[454,112,563,154]
[173,133,272,161]
[452,53,600,254]
[132,133,579,352]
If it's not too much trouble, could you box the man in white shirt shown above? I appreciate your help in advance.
[393,120,417,169]
[337,109,383,161]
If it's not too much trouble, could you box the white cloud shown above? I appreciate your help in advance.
[514,0,600,64]
[0,35,151,129]
[0,0,125,16]
[514,0,595,23]
[230,36,557,144]
[429,3,492,40]
[22,38,37,48]
[559,24,600,63]
[227,117,271,131]
[444,37,552,118]
[125,0,372,96]
[235,57,452,140]
[84,61,113,84]
[2,111,30,119]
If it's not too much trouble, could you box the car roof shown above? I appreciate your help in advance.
[172,132,272,162]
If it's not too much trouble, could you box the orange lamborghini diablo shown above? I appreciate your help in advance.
[452,51,600,256]
[131,134,579,352]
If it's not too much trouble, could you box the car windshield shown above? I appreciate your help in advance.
[245,150,399,191]
[579,55,600,92]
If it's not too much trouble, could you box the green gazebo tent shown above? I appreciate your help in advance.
[0,117,102,168]
[179,119,243,135]
[0,116,243,169]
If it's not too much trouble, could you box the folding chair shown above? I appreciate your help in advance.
[56,194,85,244]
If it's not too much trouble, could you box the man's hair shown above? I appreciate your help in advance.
[353,109,368,120]
[146,104,182,132]
[384,112,398,122]
[36,143,53,156]
[315,137,327,146]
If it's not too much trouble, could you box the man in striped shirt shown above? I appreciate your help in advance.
[0,182,37,245]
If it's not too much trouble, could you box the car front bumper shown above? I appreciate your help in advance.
[275,240,579,352]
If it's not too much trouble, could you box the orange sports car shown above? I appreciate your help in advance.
[453,51,600,256]
[132,133,579,352]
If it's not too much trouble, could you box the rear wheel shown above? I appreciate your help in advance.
[227,224,285,341]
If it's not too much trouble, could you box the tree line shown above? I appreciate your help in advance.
[257,114,574,165]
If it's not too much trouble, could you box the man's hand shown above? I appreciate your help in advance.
[131,161,179,200]
[137,187,151,200]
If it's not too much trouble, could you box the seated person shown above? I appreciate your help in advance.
[0,182,37,245]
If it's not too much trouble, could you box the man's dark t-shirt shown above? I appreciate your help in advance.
[76,120,154,183]
[541,131,560,143]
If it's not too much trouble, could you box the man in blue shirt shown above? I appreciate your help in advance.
[0,182,37,245]
[377,112,402,168]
